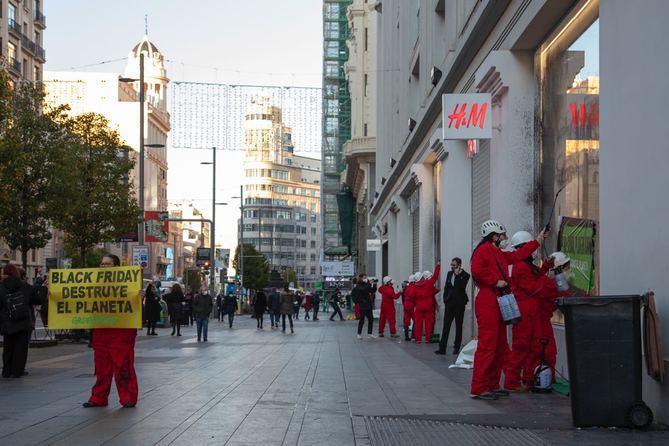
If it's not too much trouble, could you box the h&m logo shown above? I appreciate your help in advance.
[447,102,488,130]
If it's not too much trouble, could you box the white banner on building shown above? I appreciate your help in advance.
[442,93,492,140]
[320,261,355,277]
[132,246,149,269]
[366,239,382,251]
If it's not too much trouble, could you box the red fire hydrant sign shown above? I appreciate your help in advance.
[442,93,492,140]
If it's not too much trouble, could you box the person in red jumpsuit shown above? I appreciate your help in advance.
[527,251,571,386]
[83,254,140,408]
[413,263,441,344]
[378,276,402,338]
[402,273,418,341]
[470,220,546,400]
[503,231,553,391]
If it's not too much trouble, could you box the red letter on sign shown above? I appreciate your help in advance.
[467,103,487,129]
[448,103,467,129]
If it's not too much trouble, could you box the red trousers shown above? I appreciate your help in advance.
[413,302,435,342]
[354,303,361,319]
[403,305,414,327]
[378,302,397,335]
[528,304,557,384]
[471,290,509,395]
[503,298,538,389]
[88,328,138,406]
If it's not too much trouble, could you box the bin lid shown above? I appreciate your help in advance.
[557,295,643,307]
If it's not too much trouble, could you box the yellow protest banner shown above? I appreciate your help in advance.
[48,266,143,329]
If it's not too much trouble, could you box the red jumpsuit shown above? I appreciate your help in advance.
[88,328,138,406]
[527,276,567,384]
[470,241,538,396]
[413,264,441,343]
[403,284,416,330]
[503,260,551,389]
[378,284,401,335]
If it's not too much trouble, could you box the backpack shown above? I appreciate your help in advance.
[2,287,29,322]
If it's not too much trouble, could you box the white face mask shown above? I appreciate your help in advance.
[499,239,509,250]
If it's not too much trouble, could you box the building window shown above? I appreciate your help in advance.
[33,66,40,81]
[364,74,368,97]
[364,27,368,51]
[8,3,16,25]
[8,42,16,63]
[364,123,368,136]
[539,3,599,294]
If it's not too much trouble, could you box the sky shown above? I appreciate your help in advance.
[44,0,323,253]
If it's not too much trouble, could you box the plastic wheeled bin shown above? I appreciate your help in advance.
[557,295,653,428]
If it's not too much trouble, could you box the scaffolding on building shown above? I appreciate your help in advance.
[322,0,352,254]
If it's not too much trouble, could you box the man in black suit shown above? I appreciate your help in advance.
[435,257,470,355]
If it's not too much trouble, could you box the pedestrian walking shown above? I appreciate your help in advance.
[378,276,402,338]
[469,220,545,401]
[435,258,470,355]
[84,254,139,408]
[164,284,185,336]
[0,264,45,378]
[223,294,238,328]
[303,293,313,320]
[254,289,267,329]
[143,283,161,336]
[184,289,195,326]
[268,288,281,328]
[311,291,321,320]
[352,274,376,340]
[216,292,224,322]
[292,292,303,320]
[413,264,441,344]
[193,289,213,342]
[280,286,294,334]
[328,290,344,321]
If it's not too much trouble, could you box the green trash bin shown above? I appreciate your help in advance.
[557,295,653,428]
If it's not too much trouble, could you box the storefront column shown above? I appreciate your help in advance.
[411,163,436,271]
[388,195,413,284]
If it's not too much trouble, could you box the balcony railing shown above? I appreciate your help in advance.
[19,34,46,61]
[8,58,21,75]
[8,19,21,35]
[34,11,47,28]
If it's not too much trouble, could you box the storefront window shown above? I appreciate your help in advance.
[540,2,599,295]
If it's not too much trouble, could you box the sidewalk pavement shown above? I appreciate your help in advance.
[0,314,667,445]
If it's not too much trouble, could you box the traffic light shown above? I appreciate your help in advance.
[235,273,240,279]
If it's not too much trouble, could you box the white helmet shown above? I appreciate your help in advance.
[382,276,393,285]
[511,231,533,248]
[422,271,433,280]
[481,219,507,237]
[551,251,571,268]
[408,274,416,283]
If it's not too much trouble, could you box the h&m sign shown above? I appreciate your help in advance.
[442,93,492,140]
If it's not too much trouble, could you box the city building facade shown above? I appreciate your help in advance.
[370,0,668,423]
[0,0,46,83]
[342,0,378,278]
[44,35,171,279]
[241,96,321,290]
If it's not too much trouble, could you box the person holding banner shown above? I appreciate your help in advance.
[84,254,140,408]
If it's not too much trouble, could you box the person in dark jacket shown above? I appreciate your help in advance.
[254,290,267,329]
[292,292,303,320]
[143,283,161,336]
[352,274,376,340]
[164,284,185,336]
[311,291,321,320]
[268,288,281,329]
[216,292,224,322]
[435,258,471,355]
[280,286,294,334]
[223,294,238,328]
[0,264,44,378]
[328,290,344,321]
[184,289,195,326]
[193,289,213,342]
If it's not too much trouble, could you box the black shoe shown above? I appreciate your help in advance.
[434,350,446,355]
[151,332,158,336]
[122,403,136,408]
[471,392,499,401]
[204,339,207,342]
[177,333,182,336]
[491,389,510,397]
[378,333,384,338]
[453,348,460,355]
[197,338,201,342]
[83,401,107,408]
[171,332,175,336]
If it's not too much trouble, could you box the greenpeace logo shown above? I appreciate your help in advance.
[447,102,488,130]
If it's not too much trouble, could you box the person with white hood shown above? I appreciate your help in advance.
[402,273,419,341]
[378,276,402,338]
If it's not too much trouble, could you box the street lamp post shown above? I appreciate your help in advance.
[200,147,216,293]
[232,185,244,295]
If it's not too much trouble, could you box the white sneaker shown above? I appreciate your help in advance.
[368,334,378,339]
[356,334,363,340]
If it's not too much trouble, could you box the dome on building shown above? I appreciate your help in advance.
[125,34,168,82]
[132,39,161,57]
